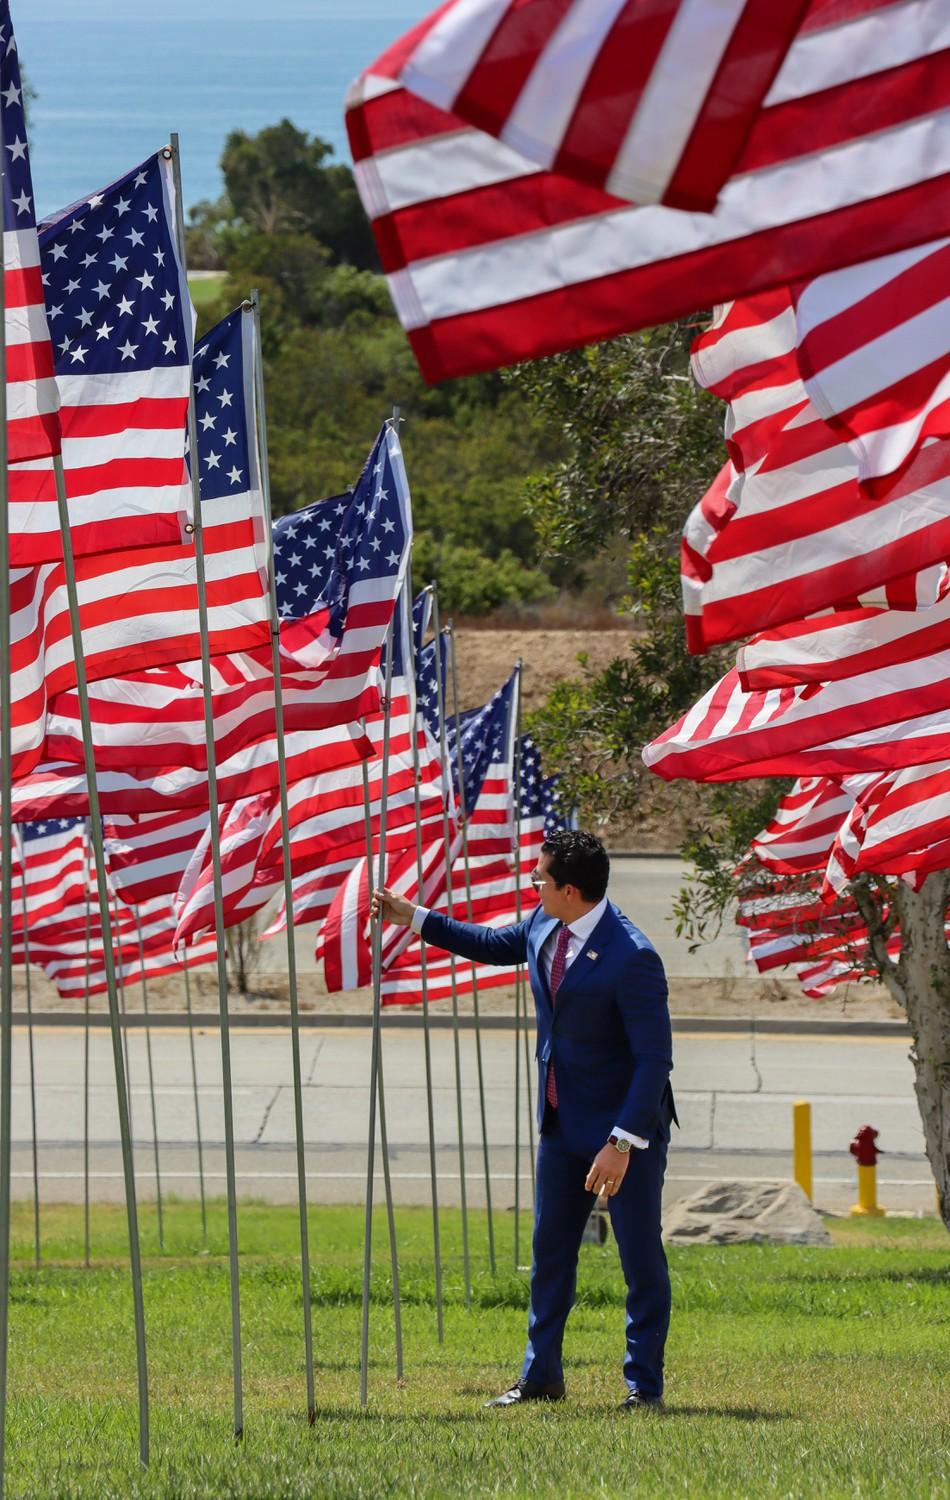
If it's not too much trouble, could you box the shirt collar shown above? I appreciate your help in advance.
[565,895,609,943]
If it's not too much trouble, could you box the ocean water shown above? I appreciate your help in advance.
[16,0,430,219]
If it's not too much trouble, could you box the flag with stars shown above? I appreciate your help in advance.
[448,668,519,833]
[380,675,574,1008]
[4,306,271,790]
[317,583,449,990]
[141,431,422,938]
[273,420,411,685]
[49,418,411,786]
[518,734,573,841]
[8,816,88,937]
[0,0,60,461]
[412,586,433,651]
[41,305,277,769]
[10,151,193,563]
[45,307,270,714]
[261,584,450,946]
[381,665,525,1004]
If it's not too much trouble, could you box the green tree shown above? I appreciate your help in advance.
[516,325,950,1235]
[188,124,567,613]
[220,120,378,268]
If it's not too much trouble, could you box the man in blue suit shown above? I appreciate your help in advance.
[374,829,676,1410]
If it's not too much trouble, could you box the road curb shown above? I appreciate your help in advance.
[11,1011,911,1038]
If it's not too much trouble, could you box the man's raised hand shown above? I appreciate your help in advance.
[371,888,415,926]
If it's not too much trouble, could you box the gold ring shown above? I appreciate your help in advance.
[605,1179,614,1187]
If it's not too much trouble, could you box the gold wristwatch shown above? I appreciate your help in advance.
[608,1134,631,1154]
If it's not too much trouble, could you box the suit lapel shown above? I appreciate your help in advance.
[530,913,560,1009]
[552,905,618,1022]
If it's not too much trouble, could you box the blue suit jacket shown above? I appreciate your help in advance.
[421,902,677,1158]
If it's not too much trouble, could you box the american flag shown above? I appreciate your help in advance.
[381,1,808,214]
[11,151,193,563]
[324,666,522,998]
[318,859,374,993]
[71,305,270,677]
[448,666,517,828]
[6,820,217,995]
[824,762,950,893]
[265,593,449,945]
[375,661,522,976]
[318,589,451,989]
[347,0,950,382]
[9,817,88,936]
[643,643,950,784]
[682,291,950,653]
[30,895,217,1001]
[256,618,446,881]
[1,0,60,462]
[103,807,210,908]
[14,307,270,786]
[738,584,950,693]
[8,724,371,819]
[166,444,430,945]
[792,237,950,484]
[173,791,279,947]
[735,870,856,938]
[750,777,860,876]
[45,316,422,776]
[381,724,571,1006]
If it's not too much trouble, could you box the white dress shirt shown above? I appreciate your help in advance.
[412,899,649,1151]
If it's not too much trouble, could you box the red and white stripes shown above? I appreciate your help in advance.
[348,0,950,382]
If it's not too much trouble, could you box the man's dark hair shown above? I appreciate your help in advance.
[540,829,610,902]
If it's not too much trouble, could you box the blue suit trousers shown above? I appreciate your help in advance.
[520,1114,671,1397]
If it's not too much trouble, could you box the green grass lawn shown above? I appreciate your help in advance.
[4,1202,948,1498]
[187,274,226,307]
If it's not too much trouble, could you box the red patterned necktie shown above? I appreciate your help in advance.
[545,923,572,1108]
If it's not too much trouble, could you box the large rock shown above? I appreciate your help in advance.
[663,1180,832,1246]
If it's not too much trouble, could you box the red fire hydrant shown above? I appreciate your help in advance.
[849,1125,885,1217]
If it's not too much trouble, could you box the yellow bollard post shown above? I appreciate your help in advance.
[793,1101,813,1201]
[849,1125,886,1217]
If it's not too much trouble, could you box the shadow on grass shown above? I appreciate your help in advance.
[778,1267,949,1286]
[311,1402,794,1423]
[667,1405,793,1422]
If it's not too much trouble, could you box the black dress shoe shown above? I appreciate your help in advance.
[619,1390,664,1411]
[484,1377,566,1407]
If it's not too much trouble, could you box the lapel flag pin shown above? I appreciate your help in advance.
[587,950,598,961]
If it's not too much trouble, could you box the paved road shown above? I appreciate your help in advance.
[9,1024,935,1215]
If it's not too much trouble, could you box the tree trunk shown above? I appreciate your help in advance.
[893,873,950,1233]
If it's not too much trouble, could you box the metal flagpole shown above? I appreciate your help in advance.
[429,594,471,1305]
[0,110,15,1497]
[113,894,133,1118]
[14,838,41,1268]
[446,624,495,1274]
[359,602,403,1404]
[181,965,207,1239]
[51,462,150,1464]
[134,915,164,1251]
[512,667,535,1224]
[405,579,443,1344]
[247,291,315,1422]
[168,134,243,1439]
[82,855,92,1269]
[24,963,41,1271]
[512,724,521,1269]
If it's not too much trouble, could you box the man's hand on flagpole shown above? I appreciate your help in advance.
[371,888,415,926]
